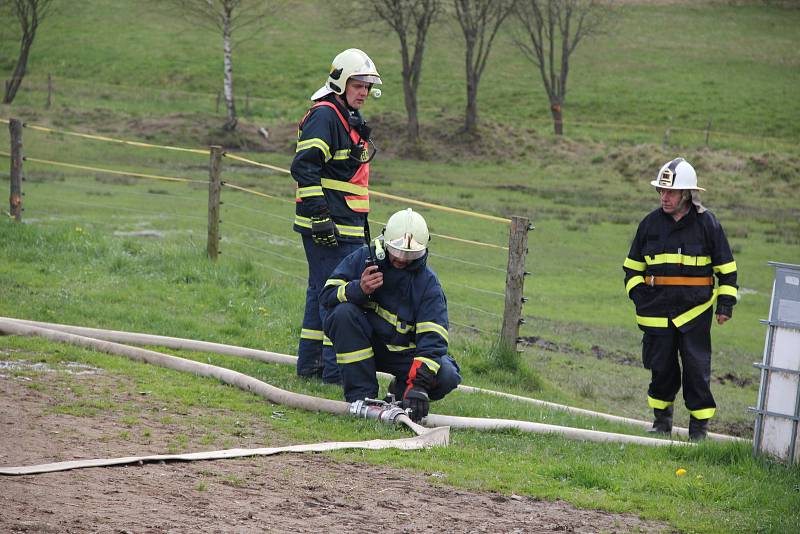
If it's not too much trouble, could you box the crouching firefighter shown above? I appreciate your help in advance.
[623,158,738,441]
[320,208,462,422]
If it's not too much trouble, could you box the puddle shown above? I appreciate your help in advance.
[0,360,103,375]
[113,230,164,238]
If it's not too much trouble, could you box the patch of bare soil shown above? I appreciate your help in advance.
[519,335,639,367]
[519,335,756,394]
[0,360,672,533]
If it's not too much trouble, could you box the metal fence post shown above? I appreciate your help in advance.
[9,118,23,222]
[207,145,223,260]
[500,215,531,350]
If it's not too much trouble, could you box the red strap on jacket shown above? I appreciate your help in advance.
[297,100,371,212]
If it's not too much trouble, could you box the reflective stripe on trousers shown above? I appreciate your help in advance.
[297,235,361,382]
[324,302,462,403]
[642,309,716,419]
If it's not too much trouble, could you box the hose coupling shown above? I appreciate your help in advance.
[350,398,406,425]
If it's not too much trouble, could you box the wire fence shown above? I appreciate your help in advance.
[1,118,530,343]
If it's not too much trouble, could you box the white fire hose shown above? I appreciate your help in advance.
[2,317,743,442]
[0,316,745,474]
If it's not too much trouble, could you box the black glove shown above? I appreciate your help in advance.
[402,388,430,422]
[716,304,733,318]
[310,213,338,247]
[402,360,436,422]
[407,360,435,391]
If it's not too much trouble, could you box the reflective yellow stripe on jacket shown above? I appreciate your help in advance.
[320,178,368,196]
[416,321,449,343]
[623,257,646,271]
[713,260,737,274]
[294,215,365,237]
[364,302,416,335]
[626,276,645,296]
[296,186,324,199]
[636,289,730,329]
[644,253,712,267]
[296,138,332,161]
[414,356,441,373]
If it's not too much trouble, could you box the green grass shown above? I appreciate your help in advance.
[1,2,800,532]
[2,326,799,534]
[1,2,798,151]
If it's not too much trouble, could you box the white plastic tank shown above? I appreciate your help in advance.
[752,262,800,464]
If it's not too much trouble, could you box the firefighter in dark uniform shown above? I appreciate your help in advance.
[623,158,738,440]
[291,48,381,384]
[320,208,462,422]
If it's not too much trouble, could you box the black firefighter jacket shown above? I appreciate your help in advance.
[319,244,450,375]
[623,205,738,334]
[290,95,371,244]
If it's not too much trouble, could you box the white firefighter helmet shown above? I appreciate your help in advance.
[383,208,429,261]
[651,157,705,191]
[310,48,382,101]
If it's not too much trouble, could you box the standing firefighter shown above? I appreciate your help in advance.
[320,208,462,422]
[623,158,738,440]
[292,48,381,384]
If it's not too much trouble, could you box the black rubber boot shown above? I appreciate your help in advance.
[647,406,673,435]
[689,416,709,441]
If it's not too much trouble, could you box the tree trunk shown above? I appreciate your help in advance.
[3,39,32,104]
[221,7,237,131]
[464,45,478,133]
[550,102,563,135]
[402,75,420,143]
[465,75,478,133]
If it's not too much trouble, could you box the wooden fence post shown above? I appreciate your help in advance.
[500,215,531,351]
[207,145,223,260]
[46,73,52,109]
[9,118,23,222]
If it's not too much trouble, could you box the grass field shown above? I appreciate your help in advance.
[2,1,799,150]
[2,1,800,532]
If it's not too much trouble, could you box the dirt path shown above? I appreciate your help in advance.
[0,359,671,533]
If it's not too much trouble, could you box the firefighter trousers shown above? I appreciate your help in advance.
[297,235,362,383]
[324,302,462,403]
[642,310,716,420]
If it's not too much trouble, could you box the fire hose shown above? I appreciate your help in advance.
[0,316,746,475]
[2,317,743,443]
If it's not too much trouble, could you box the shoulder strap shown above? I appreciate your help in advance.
[306,101,350,132]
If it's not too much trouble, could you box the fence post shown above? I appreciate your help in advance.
[46,73,52,109]
[500,215,531,351]
[207,145,223,260]
[9,118,23,222]
[705,116,712,146]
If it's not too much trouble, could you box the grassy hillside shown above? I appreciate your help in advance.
[2,1,800,532]
[1,1,798,150]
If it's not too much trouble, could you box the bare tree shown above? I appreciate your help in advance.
[453,0,516,134]
[3,0,54,104]
[165,0,270,131]
[513,0,609,135]
[368,0,440,144]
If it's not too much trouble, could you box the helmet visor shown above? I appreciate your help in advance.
[385,233,426,261]
[351,74,382,85]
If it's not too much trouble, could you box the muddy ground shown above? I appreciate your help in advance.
[0,359,672,534]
